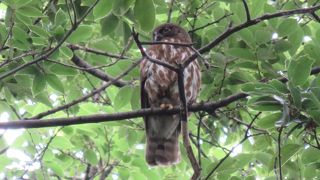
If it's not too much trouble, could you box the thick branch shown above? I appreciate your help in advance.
[0,95,249,129]
[8,65,320,128]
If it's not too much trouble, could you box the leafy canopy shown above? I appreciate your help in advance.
[0,0,320,179]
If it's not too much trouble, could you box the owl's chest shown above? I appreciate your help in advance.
[144,44,190,86]
[142,44,200,104]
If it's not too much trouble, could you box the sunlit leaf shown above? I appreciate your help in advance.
[134,0,155,31]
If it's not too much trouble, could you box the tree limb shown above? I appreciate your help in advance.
[71,55,129,87]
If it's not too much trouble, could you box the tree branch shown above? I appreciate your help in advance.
[68,44,129,59]
[167,0,175,23]
[242,0,251,21]
[183,4,320,68]
[29,58,142,119]
[0,95,251,129]
[204,112,262,179]
[71,55,129,87]
[132,29,179,72]
[0,0,101,80]
[177,65,201,180]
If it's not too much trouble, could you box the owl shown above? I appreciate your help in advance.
[140,23,201,166]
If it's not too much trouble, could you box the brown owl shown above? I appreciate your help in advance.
[140,23,201,166]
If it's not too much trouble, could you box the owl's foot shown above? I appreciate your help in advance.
[160,103,173,110]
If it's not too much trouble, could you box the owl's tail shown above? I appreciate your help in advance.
[146,133,180,166]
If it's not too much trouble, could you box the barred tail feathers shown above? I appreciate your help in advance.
[146,135,180,166]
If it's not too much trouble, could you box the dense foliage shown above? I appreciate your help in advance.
[0,0,320,179]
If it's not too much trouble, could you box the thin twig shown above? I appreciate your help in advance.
[68,44,129,59]
[0,0,101,80]
[242,0,251,21]
[65,0,75,25]
[189,134,208,159]
[183,4,320,68]
[197,114,203,166]
[71,55,129,87]
[277,126,284,180]
[189,13,233,33]
[28,58,141,120]
[204,112,262,179]
[189,133,230,153]
[167,0,175,23]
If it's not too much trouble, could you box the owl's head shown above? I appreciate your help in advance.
[152,23,191,43]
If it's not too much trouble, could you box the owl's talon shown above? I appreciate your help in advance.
[160,103,173,109]
[160,104,166,109]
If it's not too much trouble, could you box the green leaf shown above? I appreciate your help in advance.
[59,46,73,59]
[45,74,65,93]
[12,26,28,42]
[32,74,46,96]
[16,12,32,25]
[67,25,93,43]
[34,92,52,107]
[134,0,155,31]
[0,156,11,171]
[309,110,320,126]
[274,39,292,52]
[53,25,65,41]
[49,64,78,76]
[310,75,320,99]
[51,136,73,149]
[281,144,301,166]
[93,0,114,20]
[256,112,282,129]
[0,101,18,120]
[54,8,67,26]
[112,0,135,16]
[303,166,317,179]
[130,85,141,110]
[288,55,314,86]
[31,37,47,46]
[17,6,42,17]
[247,96,282,111]
[100,14,119,36]
[13,0,32,8]
[255,30,271,44]
[84,149,98,165]
[225,48,255,60]
[114,86,133,110]
[28,25,50,38]
[288,82,301,108]
[269,79,289,94]
[301,147,320,164]
[256,47,276,60]
[46,161,64,177]
[238,29,255,47]
[277,18,298,36]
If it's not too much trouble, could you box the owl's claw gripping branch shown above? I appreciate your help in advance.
[160,103,174,110]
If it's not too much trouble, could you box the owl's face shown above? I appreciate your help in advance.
[152,23,191,43]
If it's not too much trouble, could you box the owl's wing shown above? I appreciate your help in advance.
[140,59,150,130]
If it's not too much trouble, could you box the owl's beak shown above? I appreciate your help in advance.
[154,32,163,42]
